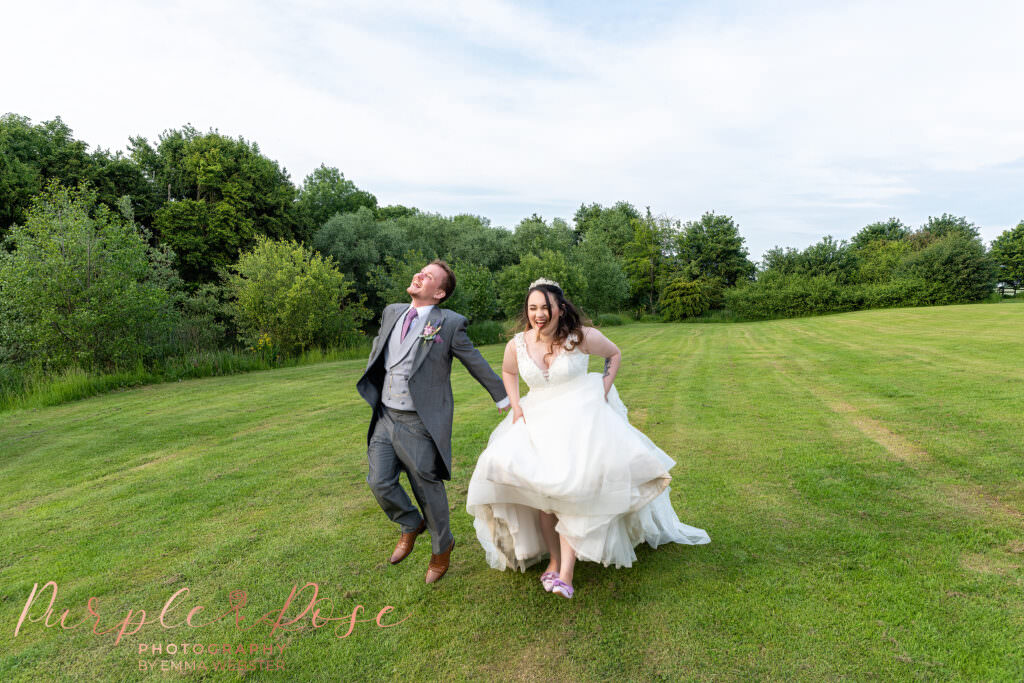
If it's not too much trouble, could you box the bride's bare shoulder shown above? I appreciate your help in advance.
[576,326,610,352]
[503,336,519,367]
[507,330,527,349]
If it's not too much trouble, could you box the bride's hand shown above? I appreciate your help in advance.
[512,405,525,423]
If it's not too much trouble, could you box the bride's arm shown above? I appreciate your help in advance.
[501,339,525,422]
[580,327,620,399]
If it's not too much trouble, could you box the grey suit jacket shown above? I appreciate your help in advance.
[356,303,507,480]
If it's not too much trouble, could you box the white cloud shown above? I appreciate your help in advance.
[3,0,1022,257]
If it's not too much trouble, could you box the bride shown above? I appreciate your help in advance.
[466,279,710,599]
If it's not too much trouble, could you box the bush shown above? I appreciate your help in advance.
[446,261,499,323]
[855,239,914,284]
[681,309,742,323]
[990,221,1024,289]
[858,278,929,309]
[724,274,855,320]
[697,277,726,310]
[225,236,369,356]
[594,313,626,327]
[466,320,506,346]
[899,233,997,304]
[574,236,629,315]
[659,277,711,321]
[724,272,976,321]
[630,310,662,323]
[0,182,183,371]
[0,341,373,411]
[172,283,230,353]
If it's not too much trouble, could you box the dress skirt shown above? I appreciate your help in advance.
[466,372,710,570]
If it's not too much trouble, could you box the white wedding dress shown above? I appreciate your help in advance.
[466,331,710,571]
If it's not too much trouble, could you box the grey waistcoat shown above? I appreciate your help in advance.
[381,307,426,410]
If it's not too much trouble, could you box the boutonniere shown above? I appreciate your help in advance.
[420,322,443,344]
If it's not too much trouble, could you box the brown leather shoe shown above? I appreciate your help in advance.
[389,520,426,565]
[425,540,455,584]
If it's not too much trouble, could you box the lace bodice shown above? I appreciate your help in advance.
[514,331,589,390]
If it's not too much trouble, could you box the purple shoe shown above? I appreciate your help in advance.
[550,578,574,599]
[540,571,558,592]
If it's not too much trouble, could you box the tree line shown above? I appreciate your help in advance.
[1,113,1022,384]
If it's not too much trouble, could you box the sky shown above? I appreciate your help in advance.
[3,0,1023,260]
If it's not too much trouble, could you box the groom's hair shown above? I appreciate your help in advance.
[431,259,456,303]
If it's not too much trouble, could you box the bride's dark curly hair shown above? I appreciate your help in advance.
[518,283,590,363]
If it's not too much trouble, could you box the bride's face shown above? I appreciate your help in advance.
[527,289,560,334]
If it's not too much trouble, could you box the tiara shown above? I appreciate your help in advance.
[529,278,561,289]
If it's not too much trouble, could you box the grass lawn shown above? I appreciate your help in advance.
[1,304,1022,681]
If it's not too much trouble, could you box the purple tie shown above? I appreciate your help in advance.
[400,307,418,342]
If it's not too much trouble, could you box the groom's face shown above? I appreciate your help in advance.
[407,264,447,302]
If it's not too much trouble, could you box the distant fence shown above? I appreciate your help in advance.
[996,285,1019,297]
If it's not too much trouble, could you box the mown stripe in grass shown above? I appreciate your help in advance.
[2,307,1023,680]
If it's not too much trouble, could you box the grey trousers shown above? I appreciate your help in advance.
[367,406,453,554]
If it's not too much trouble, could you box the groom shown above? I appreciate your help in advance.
[357,260,509,583]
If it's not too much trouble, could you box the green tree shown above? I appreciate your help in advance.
[512,214,575,260]
[375,205,418,221]
[152,199,251,285]
[899,233,997,304]
[445,214,516,271]
[659,277,711,321]
[495,250,584,319]
[315,210,515,319]
[0,182,182,371]
[0,115,91,234]
[921,213,981,241]
[990,221,1024,288]
[760,236,855,284]
[132,127,300,284]
[445,261,499,323]
[675,211,755,287]
[295,164,377,241]
[622,210,676,314]
[367,249,430,312]
[851,218,909,249]
[573,235,629,314]
[573,201,641,256]
[855,239,913,284]
[759,246,802,276]
[798,236,855,283]
[313,207,404,313]
[373,212,465,265]
[225,236,368,355]
[0,114,157,237]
